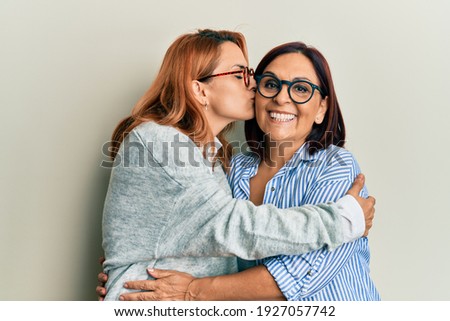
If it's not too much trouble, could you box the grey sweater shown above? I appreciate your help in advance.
[102,121,362,300]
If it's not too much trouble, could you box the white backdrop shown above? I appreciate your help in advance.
[1,0,449,300]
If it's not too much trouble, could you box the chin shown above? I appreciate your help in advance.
[266,130,292,142]
[242,111,255,120]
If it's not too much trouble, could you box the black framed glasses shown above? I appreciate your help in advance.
[255,74,327,104]
[198,67,255,87]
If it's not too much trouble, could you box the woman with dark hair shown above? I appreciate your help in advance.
[109,41,379,301]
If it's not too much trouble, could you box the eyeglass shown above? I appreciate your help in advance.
[198,67,255,87]
[255,74,327,104]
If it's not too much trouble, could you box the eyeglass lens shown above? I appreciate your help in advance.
[258,75,315,104]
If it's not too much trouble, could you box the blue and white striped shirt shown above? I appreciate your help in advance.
[227,143,380,301]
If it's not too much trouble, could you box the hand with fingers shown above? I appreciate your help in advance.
[119,268,195,301]
[96,256,108,301]
[346,173,376,237]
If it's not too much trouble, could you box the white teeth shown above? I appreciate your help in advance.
[269,112,296,122]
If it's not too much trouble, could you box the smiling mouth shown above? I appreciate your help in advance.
[269,112,296,122]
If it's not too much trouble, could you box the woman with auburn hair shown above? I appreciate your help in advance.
[101,30,375,300]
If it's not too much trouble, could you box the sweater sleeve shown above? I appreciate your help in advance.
[125,124,363,260]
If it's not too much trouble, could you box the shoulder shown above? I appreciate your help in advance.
[132,121,191,145]
[302,145,369,198]
[314,145,359,168]
[230,152,258,168]
[227,152,259,185]
[311,145,362,180]
[129,121,200,160]
[229,152,260,176]
[122,121,211,178]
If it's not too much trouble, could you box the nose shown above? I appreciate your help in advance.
[273,83,291,105]
[248,76,257,92]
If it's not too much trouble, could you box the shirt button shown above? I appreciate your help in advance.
[270,187,275,192]
[307,270,313,276]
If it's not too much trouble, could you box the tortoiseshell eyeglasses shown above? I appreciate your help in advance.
[198,67,255,87]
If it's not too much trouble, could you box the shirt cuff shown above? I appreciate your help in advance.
[263,257,303,301]
[336,195,365,242]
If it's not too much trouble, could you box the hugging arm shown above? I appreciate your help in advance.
[100,174,373,301]
[121,265,284,301]
[112,128,370,262]
[99,126,374,300]
[147,133,370,260]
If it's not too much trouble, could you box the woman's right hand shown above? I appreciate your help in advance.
[346,174,376,237]
[96,256,108,301]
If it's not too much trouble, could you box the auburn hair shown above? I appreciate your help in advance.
[110,29,249,168]
[245,42,346,160]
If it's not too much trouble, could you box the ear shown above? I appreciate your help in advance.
[314,97,328,125]
[191,80,208,106]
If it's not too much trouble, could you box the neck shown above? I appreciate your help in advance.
[205,113,231,137]
[263,138,305,170]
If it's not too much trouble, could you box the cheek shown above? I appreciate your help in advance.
[296,112,318,136]
[255,96,269,119]
[299,102,321,123]
[255,94,265,106]
[255,107,270,130]
[227,85,247,105]
[254,104,265,119]
[216,90,237,109]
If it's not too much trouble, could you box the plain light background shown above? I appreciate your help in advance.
[1,0,449,300]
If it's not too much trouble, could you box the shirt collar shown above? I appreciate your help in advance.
[237,142,321,174]
[285,142,321,169]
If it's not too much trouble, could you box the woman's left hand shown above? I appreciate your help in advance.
[119,268,195,301]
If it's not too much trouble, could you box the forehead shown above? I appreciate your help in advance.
[264,53,318,82]
[215,41,247,70]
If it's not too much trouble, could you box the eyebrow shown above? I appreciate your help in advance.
[264,71,312,82]
[233,64,247,70]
